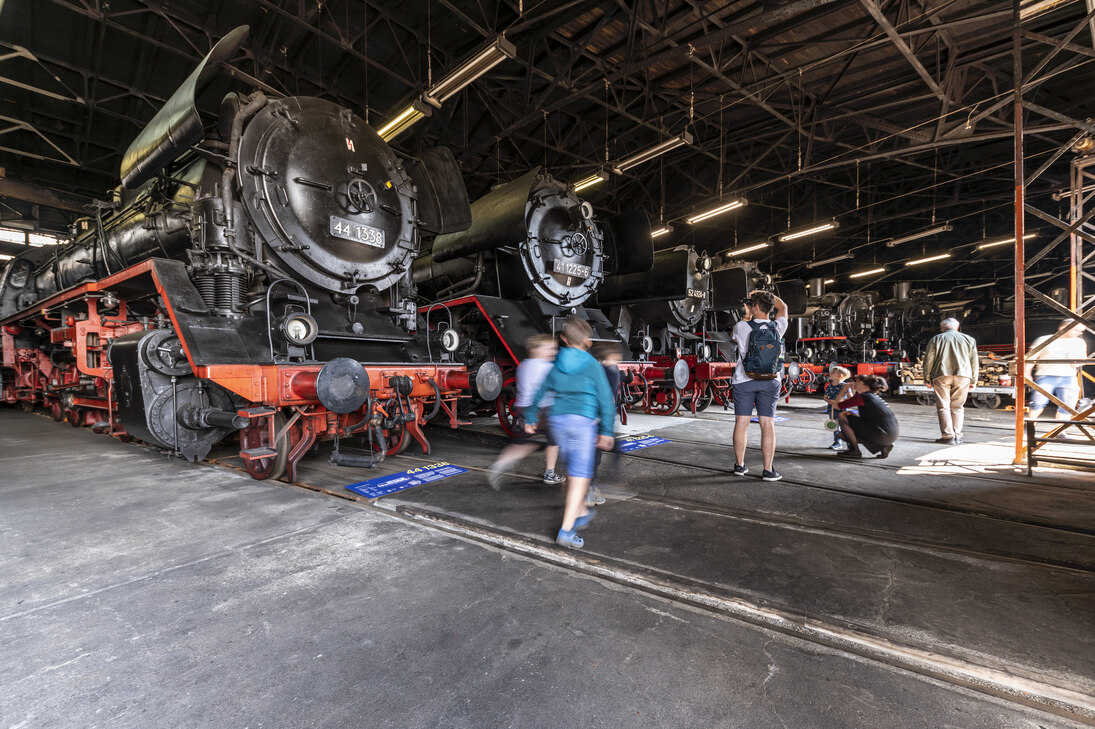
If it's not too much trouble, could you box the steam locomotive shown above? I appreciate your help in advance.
[0,26,499,480]
[786,281,939,392]
[412,168,653,431]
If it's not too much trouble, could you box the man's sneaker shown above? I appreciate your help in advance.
[877,444,894,459]
[732,464,749,476]
[542,469,565,485]
[761,469,782,481]
[487,461,512,491]
[935,437,955,444]
[827,440,845,450]
[838,449,863,458]
[585,486,606,507]
[952,437,964,445]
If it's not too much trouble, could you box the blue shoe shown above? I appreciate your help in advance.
[827,440,845,450]
[556,528,584,549]
[574,509,597,530]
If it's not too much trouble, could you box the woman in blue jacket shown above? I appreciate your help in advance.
[525,317,616,549]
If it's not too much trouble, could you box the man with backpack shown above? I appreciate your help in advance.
[731,290,789,481]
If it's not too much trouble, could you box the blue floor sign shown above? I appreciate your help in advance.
[618,435,670,453]
[345,462,469,499]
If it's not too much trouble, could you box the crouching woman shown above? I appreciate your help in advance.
[836,375,899,459]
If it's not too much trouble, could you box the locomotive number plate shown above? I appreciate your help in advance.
[330,216,385,248]
[553,259,591,279]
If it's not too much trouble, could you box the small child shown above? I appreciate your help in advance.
[588,343,625,507]
[488,334,564,489]
[822,366,852,450]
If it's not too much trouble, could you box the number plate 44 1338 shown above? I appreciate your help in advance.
[330,215,385,249]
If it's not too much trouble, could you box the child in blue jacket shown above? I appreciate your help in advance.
[525,317,616,549]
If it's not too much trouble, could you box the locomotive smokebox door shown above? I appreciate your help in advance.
[237,97,418,293]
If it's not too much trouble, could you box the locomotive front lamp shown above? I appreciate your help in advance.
[849,267,886,279]
[440,327,461,352]
[687,199,746,224]
[613,132,693,173]
[279,313,319,346]
[905,253,951,266]
[778,220,839,242]
[573,171,608,192]
[884,223,952,247]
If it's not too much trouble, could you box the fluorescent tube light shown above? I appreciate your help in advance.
[687,199,746,224]
[380,37,515,141]
[614,132,693,173]
[0,253,12,261]
[650,226,672,238]
[726,242,769,256]
[976,232,1037,250]
[422,36,517,105]
[779,220,838,242]
[377,99,431,141]
[823,278,835,284]
[806,252,853,269]
[850,267,885,279]
[885,224,953,247]
[905,253,951,266]
[573,171,608,192]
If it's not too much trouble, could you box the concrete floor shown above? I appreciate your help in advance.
[1,400,1093,728]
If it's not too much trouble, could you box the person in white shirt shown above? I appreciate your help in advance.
[731,290,789,482]
[1025,319,1091,420]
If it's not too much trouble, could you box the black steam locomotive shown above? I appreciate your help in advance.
[411,167,653,430]
[0,26,497,480]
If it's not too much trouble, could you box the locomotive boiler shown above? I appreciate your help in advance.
[0,26,498,480]
[411,167,653,431]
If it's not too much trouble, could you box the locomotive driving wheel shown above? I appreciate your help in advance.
[644,385,682,416]
[382,420,412,456]
[691,384,714,412]
[496,376,521,438]
[66,408,83,427]
[49,399,63,422]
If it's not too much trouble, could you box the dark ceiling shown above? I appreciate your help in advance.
[1,0,1092,296]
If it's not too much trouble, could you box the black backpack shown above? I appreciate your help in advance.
[743,320,783,380]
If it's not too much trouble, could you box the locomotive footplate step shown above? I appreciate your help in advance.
[239,446,278,462]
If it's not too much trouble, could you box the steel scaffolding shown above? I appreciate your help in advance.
[1013,1,1095,471]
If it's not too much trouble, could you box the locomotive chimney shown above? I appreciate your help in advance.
[894,281,912,301]
[808,277,825,297]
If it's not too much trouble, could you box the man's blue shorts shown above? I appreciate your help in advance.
[1029,375,1080,411]
[733,378,781,419]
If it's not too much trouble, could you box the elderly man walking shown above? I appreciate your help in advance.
[922,318,979,444]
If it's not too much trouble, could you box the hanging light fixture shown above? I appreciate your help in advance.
[724,242,769,256]
[976,232,1037,250]
[823,278,835,284]
[573,171,609,192]
[806,252,853,269]
[778,220,839,242]
[905,253,951,266]
[650,226,672,238]
[687,199,746,224]
[613,132,693,173]
[378,36,516,141]
[885,224,953,247]
[850,267,886,279]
